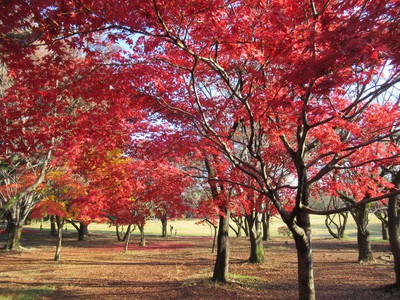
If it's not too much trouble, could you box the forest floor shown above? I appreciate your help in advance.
[0,228,399,300]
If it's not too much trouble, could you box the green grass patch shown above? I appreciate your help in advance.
[0,285,56,300]
[229,273,260,281]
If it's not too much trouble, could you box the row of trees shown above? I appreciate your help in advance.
[1,1,399,299]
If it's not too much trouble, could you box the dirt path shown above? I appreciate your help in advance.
[0,229,399,299]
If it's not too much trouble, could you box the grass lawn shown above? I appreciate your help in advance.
[25,213,386,241]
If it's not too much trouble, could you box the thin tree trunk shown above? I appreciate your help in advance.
[160,214,167,237]
[381,221,389,241]
[204,218,218,253]
[212,210,230,283]
[124,227,131,252]
[244,217,249,237]
[123,224,135,242]
[289,209,315,300]
[116,224,123,241]
[262,212,270,241]
[138,225,146,246]
[212,224,217,254]
[338,212,348,239]
[54,216,64,261]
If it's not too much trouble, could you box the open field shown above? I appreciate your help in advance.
[24,213,387,240]
[0,216,398,299]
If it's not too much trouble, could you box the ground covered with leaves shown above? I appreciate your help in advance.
[0,229,399,299]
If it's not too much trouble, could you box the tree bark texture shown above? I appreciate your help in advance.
[50,216,57,236]
[139,225,146,246]
[388,172,400,287]
[212,211,230,283]
[288,209,315,300]
[352,204,373,262]
[246,213,264,263]
[124,228,131,252]
[116,225,123,241]
[4,195,33,250]
[262,212,271,241]
[78,222,89,241]
[54,216,64,261]
[381,221,389,241]
[161,214,167,237]
[325,212,348,239]
[5,222,23,250]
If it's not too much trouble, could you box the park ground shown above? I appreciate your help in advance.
[0,217,399,299]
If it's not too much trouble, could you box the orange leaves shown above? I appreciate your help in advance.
[31,196,69,220]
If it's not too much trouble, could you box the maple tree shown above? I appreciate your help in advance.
[31,169,86,260]
[0,10,138,248]
[1,1,400,299]
[0,151,51,250]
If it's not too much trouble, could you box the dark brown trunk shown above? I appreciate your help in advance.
[352,205,373,262]
[388,173,400,287]
[50,216,57,236]
[54,216,64,261]
[123,224,134,242]
[212,211,230,283]
[289,209,315,300]
[205,218,218,253]
[339,212,348,239]
[381,221,389,241]
[212,224,217,254]
[116,225,123,241]
[78,222,89,241]
[244,216,249,237]
[262,212,270,241]
[325,211,348,239]
[160,214,167,237]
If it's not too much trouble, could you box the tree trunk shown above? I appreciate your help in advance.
[54,216,64,261]
[160,214,167,237]
[289,210,315,300]
[5,221,23,250]
[124,227,131,252]
[116,224,123,241]
[262,212,270,241]
[247,213,264,263]
[78,222,89,241]
[205,218,218,253]
[352,204,373,262]
[382,221,389,241]
[357,228,373,262]
[50,216,57,236]
[338,212,348,239]
[123,224,135,242]
[388,173,400,287]
[212,210,230,283]
[138,225,146,246]
[244,217,249,237]
[212,224,217,254]
[325,212,348,239]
